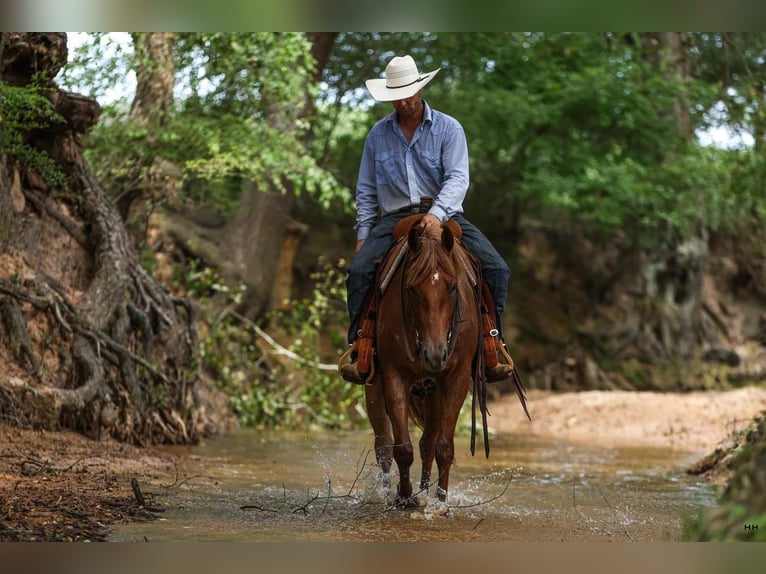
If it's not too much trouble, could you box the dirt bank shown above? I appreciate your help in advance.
[489,386,766,454]
[2,386,766,541]
[0,423,177,541]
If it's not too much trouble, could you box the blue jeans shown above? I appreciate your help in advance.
[345,213,510,345]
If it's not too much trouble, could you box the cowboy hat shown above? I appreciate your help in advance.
[365,55,441,102]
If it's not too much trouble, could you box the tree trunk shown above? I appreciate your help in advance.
[212,33,338,322]
[755,82,765,156]
[271,220,309,311]
[117,33,181,248]
[0,32,223,444]
[640,32,693,141]
[225,182,295,320]
[130,32,176,127]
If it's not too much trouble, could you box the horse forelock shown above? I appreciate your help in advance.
[405,236,457,288]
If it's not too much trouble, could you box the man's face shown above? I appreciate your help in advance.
[392,90,423,118]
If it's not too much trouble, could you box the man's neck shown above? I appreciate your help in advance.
[397,104,424,137]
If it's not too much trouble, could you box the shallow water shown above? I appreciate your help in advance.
[109,429,717,542]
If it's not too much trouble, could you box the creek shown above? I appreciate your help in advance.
[108,426,717,542]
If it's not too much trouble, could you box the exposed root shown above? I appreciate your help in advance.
[0,298,42,375]
[0,32,216,445]
[0,271,201,444]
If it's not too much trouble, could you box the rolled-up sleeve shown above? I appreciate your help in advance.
[354,134,379,241]
[430,120,469,222]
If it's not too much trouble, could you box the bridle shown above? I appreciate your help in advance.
[399,248,462,366]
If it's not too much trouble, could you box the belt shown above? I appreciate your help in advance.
[388,198,434,216]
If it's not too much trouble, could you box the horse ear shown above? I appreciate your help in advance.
[442,225,454,251]
[408,225,421,251]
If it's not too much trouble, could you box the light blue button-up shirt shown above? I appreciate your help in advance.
[354,101,469,241]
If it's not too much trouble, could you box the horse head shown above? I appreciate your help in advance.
[405,223,460,372]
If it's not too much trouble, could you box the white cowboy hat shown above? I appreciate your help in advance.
[365,55,441,102]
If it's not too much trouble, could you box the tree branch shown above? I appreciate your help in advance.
[228,309,338,371]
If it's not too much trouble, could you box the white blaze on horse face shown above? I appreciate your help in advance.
[431,271,440,285]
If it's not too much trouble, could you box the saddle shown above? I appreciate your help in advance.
[344,214,503,381]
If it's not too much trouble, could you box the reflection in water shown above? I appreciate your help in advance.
[109,429,717,542]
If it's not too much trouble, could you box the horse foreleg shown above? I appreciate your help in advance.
[385,380,417,508]
[365,382,393,474]
[418,431,435,494]
[434,435,456,502]
[418,395,440,495]
[393,437,415,508]
[433,377,470,503]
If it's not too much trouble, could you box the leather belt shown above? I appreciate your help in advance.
[388,197,434,216]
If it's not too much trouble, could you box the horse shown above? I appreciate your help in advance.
[364,218,485,508]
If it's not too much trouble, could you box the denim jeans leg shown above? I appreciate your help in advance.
[345,215,403,345]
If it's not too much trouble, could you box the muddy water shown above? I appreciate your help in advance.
[109,429,717,542]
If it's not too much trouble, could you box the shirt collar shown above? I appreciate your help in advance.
[422,100,433,123]
[385,99,433,126]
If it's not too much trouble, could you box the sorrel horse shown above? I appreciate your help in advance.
[364,218,487,508]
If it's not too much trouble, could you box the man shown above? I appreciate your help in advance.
[341,54,512,384]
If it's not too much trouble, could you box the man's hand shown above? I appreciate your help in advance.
[420,213,440,232]
[355,239,365,254]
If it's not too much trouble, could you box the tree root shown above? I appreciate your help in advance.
[0,32,215,445]
[0,271,199,443]
[0,298,42,375]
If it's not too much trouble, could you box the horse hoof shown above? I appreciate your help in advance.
[396,495,420,510]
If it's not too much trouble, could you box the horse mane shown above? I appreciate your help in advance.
[404,234,458,287]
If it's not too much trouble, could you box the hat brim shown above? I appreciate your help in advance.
[365,68,440,102]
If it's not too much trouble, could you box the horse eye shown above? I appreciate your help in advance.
[448,283,457,294]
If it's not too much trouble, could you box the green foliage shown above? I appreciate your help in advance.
[170,32,349,209]
[183,259,239,302]
[688,33,766,140]
[323,33,766,249]
[183,256,362,430]
[266,257,363,429]
[0,82,67,187]
[61,32,766,243]
[64,33,350,216]
[433,34,682,244]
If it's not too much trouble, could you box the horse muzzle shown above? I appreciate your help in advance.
[422,340,450,372]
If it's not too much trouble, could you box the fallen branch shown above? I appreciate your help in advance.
[228,309,338,371]
[239,448,515,520]
[130,478,146,506]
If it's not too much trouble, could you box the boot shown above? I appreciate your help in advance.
[486,361,513,382]
[486,343,514,382]
[340,359,369,385]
